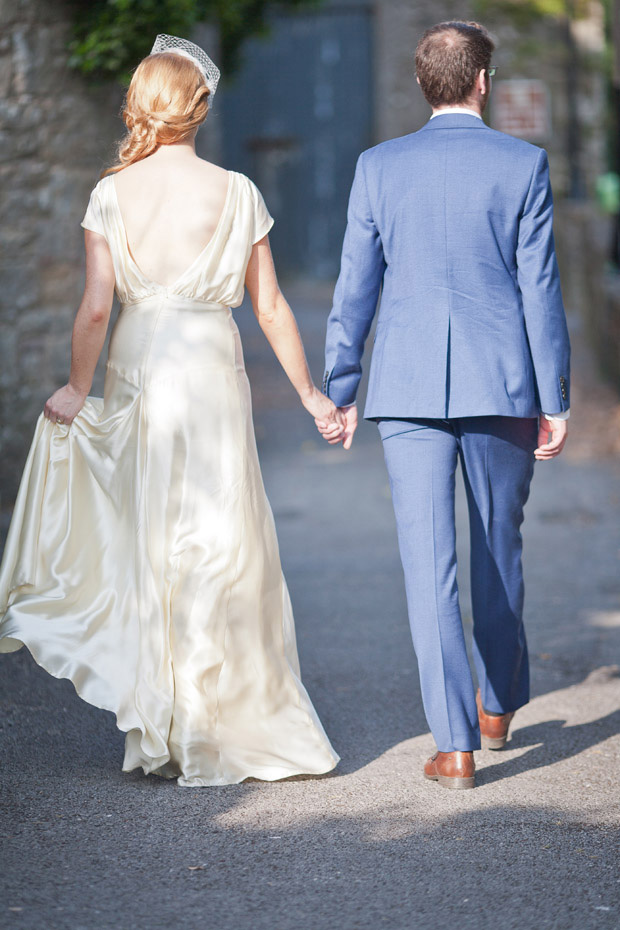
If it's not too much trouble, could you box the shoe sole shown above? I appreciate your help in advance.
[481,735,508,750]
[424,773,476,790]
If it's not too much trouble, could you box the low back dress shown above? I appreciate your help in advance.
[0,170,339,787]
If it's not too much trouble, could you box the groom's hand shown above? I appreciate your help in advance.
[316,404,358,450]
[534,416,568,460]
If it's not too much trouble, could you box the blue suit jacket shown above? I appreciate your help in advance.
[323,114,570,419]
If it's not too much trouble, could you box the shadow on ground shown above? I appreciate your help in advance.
[1,286,619,929]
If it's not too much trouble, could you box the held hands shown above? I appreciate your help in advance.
[314,409,567,457]
[316,403,358,451]
[301,386,346,440]
[534,416,568,460]
[44,383,87,427]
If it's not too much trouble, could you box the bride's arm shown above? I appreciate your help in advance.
[245,235,344,433]
[44,231,116,425]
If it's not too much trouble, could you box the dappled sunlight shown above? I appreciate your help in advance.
[586,609,620,630]
[208,668,620,842]
[0,292,339,787]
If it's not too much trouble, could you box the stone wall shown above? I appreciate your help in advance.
[0,0,123,506]
[0,0,614,505]
[373,0,615,388]
[556,201,620,391]
[373,0,607,193]
[373,0,455,142]
[0,6,225,507]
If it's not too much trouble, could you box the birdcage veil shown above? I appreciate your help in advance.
[150,34,221,98]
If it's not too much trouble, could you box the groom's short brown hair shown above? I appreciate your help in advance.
[415,21,495,109]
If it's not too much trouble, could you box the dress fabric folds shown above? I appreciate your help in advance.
[0,171,339,786]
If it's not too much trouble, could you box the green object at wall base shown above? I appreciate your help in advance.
[595,172,620,214]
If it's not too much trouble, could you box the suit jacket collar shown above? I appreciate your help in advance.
[419,113,490,131]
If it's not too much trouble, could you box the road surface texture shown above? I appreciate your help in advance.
[1,282,619,930]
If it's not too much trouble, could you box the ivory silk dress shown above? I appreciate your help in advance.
[0,171,339,786]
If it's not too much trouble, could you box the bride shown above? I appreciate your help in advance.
[0,35,342,787]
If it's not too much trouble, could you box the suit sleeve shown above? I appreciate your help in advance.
[516,148,571,414]
[323,153,386,406]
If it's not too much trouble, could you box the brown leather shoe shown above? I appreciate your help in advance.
[476,689,515,750]
[424,751,475,789]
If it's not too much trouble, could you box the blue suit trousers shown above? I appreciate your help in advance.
[377,415,538,752]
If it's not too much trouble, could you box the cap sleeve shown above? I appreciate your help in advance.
[80,182,106,238]
[249,180,274,244]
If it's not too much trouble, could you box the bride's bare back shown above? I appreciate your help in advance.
[112,147,230,287]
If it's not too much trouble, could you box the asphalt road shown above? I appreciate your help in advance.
[1,283,619,930]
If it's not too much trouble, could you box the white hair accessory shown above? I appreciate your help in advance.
[150,34,221,98]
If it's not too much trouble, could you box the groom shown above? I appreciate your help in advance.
[319,21,570,789]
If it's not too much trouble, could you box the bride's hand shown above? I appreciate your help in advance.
[44,383,87,426]
[301,387,345,441]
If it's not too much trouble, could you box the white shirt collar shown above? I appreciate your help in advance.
[430,107,482,120]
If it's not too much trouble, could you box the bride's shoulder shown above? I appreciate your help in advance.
[83,174,111,208]
[193,159,230,183]
[226,172,273,241]
[86,174,116,204]
[225,171,265,202]
[230,170,257,188]
[89,174,111,192]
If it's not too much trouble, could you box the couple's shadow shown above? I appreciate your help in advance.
[324,665,620,785]
[476,706,620,785]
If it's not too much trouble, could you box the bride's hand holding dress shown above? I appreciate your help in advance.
[43,230,116,426]
[43,384,87,427]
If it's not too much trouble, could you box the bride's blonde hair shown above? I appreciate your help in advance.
[104,53,210,175]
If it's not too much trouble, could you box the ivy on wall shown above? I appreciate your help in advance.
[474,0,593,27]
[67,0,320,83]
[475,0,615,179]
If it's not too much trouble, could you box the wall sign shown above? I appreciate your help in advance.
[492,79,551,142]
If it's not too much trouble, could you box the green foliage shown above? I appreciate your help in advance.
[67,0,320,84]
[474,0,592,28]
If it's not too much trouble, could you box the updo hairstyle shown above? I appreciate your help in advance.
[105,52,210,175]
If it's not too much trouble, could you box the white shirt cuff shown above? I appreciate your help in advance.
[543,409,570,422]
